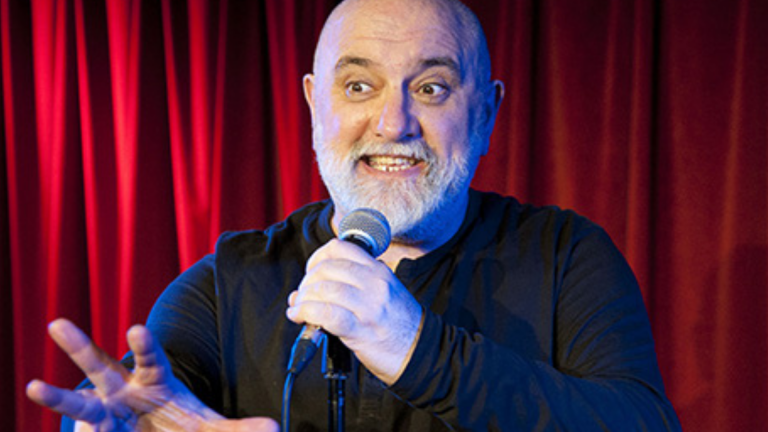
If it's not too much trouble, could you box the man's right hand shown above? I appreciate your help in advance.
[26,319,279,432]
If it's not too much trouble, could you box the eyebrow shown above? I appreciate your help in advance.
[420,56,461,76]
[335,56,374,71]
[334,55,461,77]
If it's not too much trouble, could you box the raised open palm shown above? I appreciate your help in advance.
[27,319,278,432]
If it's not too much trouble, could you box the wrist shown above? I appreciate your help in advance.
[388,304,426,385]
[360,303,424,386]
[141,383,224,431]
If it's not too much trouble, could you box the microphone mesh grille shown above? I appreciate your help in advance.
[338,208,391,257]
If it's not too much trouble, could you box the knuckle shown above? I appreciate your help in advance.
[322,280,346,299]
[299,280,345,303]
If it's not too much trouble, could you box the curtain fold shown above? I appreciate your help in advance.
[650,0,768,429]
[2,1,766,431]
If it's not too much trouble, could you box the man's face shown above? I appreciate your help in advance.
[305,0,494,244]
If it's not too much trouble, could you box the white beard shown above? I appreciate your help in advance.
[315,133,481,244]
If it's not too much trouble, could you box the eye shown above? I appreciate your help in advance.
[345,81,373,98]
[417,83,449,101]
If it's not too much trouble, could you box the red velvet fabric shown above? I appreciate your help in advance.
[2,1,765,430]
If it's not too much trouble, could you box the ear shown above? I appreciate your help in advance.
[478,80,505,156]
[303,73,316,120]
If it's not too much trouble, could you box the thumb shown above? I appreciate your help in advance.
[208,416,280,432]
[126,325,173,385]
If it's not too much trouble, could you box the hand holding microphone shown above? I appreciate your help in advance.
[286,208,424,385]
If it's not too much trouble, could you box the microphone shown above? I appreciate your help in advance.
[336,208,391,257]
[286,208,391,375]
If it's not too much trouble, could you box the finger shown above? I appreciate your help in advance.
[301,257,382,296]
[126,324,172,385]
[26,380,108,424]
[294,280,368,316]
[307,239,376,272]
[47,319,129,394]
[286,300,359,339]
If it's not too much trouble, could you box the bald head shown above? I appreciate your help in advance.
[302,0,504,247]
[313,0,492,87]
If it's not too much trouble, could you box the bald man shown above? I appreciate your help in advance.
[28,0,681,430]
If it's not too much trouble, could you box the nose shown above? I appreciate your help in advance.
[375,88,421,141]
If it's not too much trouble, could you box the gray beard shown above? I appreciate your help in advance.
[315,137,480,244]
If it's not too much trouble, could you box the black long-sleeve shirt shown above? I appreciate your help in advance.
[65,189,681,431]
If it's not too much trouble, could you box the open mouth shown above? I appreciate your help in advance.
[363,155,422,172]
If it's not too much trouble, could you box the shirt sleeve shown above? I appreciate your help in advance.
[389,228,682,431]
[142,254,223,410]
[60,255,221,432]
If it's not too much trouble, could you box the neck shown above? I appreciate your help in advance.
[377,242,431,271]
[331,191,470,271]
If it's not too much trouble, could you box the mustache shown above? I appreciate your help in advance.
[348,140,437,165]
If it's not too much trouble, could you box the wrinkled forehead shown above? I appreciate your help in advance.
[314,0,484,81]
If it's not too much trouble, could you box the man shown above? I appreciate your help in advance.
[27,0,682,430]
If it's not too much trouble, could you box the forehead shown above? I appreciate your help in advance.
[317,1,473,78]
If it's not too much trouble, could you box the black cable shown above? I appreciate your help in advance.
[281,371,297,432]
[283,334,322,432]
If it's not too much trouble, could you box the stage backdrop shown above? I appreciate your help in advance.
[2,0,766,431]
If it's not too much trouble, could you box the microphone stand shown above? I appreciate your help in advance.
[323,334,350,432]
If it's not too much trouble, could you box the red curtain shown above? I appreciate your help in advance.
[2,1,765,431]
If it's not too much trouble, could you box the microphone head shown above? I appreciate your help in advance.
[338,208,391,258]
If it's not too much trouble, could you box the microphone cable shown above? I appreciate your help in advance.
[281,371,296,432]
[282,330,323,432]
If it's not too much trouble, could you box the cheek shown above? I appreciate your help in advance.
[318,99,371,144]
[421,110,473,159]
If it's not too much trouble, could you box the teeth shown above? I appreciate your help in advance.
[367,156,417,172]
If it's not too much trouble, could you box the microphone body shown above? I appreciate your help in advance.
[286,208,391,375]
